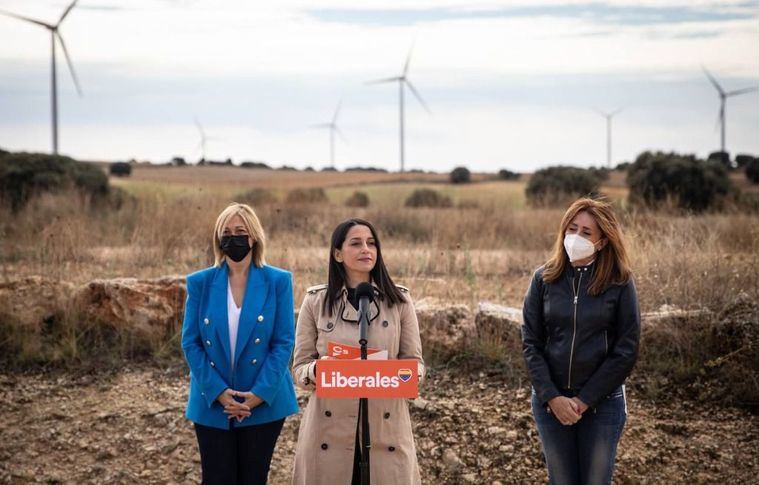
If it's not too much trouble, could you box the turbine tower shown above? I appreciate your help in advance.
[595,108,623,168]
[0,1,82,154]
[311,100,345,169]
[702,67,759,154]
[367,43,430,172]
[194,119,220,162]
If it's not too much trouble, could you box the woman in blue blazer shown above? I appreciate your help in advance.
[182,202,299,485]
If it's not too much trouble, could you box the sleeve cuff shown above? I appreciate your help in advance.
[205,383,228,408]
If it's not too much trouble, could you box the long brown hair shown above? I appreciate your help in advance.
[543,197,632,295]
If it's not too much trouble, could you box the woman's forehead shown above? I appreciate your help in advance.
[570,211,598,229]
[346,224,373,239]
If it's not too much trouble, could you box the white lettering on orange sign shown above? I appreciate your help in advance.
[319,371,401,389]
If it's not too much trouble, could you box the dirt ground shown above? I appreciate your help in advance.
[0,365,756,484]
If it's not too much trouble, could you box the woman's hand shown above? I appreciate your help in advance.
[217,389,251,422]
[570,397,589,415]
[236,391,264,411]
[548,396,582,425]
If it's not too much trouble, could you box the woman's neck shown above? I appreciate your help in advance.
[227,259,250,279]
[345,271,370,289]
[570,256,595,268]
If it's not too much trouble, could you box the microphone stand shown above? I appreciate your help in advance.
[358,295,371,485]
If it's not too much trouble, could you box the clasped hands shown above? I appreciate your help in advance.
[547,396,589,425]
[217,388,264,422]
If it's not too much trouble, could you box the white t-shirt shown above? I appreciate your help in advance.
[227,281,242,367]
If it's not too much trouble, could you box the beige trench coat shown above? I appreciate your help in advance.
[291,283,425,485]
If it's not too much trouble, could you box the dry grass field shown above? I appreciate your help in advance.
[1,164,758,483]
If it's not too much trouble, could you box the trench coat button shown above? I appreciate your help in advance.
[210,361,215,367]
[327,322,334,329]
[388,446,396,452]
[205,340,211,346]
[321,443,328,450]
[255,338,261,344]
[325,410,332,417]
[251,359,257,365]
[382,320,389,328]
[257,315,264,322]
[383,412,390,419]
[203,318,209,325]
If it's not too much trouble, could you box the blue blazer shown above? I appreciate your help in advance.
[181,261,299,429]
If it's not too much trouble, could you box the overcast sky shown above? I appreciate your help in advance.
[1,0,758,172]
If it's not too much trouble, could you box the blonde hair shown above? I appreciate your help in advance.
[212,203,266,267]
[543,197,632,295]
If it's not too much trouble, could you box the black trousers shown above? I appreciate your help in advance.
[194,419,285,485]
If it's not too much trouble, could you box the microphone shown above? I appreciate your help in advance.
[355,282,374,358]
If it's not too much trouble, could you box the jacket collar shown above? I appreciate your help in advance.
[338,280,381,324]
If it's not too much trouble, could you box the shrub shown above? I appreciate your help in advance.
[746,158,759,184]
[109,162,132,177]
[237,188,278,206]
[498,168,519,181]
[404,188,452,208]
[240,161,271,169]
[285,187,328,204]
[615,161,631,171]
[0,151,109,212]
[170,156,186,166]
[525,166,599,206]
[588,166,610,182]
[735,154,755,169]
[627,151,731,212]
[708,151,732,170]
[450,166,471,184]
[345,191,369,207]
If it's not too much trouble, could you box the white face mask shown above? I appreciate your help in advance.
[563,234,597,262]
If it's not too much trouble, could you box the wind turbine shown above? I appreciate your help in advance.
[311,100,346,169]
[367,43,430,173]
[194,119,220,162]
[702,67,759,154]
[594,107,623,168]
[0,1,82,155]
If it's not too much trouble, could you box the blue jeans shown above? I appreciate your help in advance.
[531,386,627,485]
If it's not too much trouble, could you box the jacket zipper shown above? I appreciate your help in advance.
[567,271,583,388]
[604,330,608,355]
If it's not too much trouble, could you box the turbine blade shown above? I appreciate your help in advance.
[0,8,53,28]
[365,76,401,85]
[702,66,725,95]
[726,86,759,97]
[713,109,721,133]
[403,39,416,76]
[610,106,624,117]
[58,0,78,25]
[194,118,206,137]
[592,107,608,117]
[335,125,348,144]
[56,32,82,96]
[310,123,332,129]
[332,99,342,124]
[405,80,431,114]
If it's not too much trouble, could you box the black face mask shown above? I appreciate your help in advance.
[220,235,252,262]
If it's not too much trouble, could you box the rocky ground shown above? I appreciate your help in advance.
[0,364,756,484]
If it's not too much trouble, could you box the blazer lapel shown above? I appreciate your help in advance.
[234,265,270,366]
[210,262,232,366]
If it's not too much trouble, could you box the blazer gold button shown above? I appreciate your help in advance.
[203,318,209,325]
[257,315,264,322]
[251,359,257,365]
[255,338,261,344]
[205,340,211,346]
[321,443,328,450]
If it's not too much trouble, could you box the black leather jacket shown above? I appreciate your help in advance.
[522,261,640,408]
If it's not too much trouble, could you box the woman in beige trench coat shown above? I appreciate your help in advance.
[291,218,425,485]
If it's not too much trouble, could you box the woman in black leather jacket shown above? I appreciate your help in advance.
[522,197,640,485]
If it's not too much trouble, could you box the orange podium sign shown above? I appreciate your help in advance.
[315,359,419,398]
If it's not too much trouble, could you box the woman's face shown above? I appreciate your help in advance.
[566,210,606,248]
[334,224,377,276]
[221,214,253,247]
